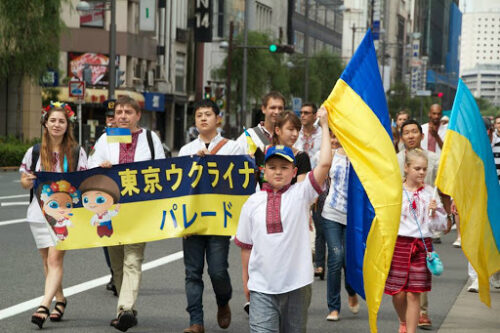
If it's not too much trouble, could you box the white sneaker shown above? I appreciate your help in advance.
[453,239,461,248]
[467,279,479,293]
[490,276,500,289]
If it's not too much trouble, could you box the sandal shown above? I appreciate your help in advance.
[49,299,67,322]
[31,305,50,329]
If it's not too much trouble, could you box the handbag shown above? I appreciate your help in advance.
[404,189,444,276]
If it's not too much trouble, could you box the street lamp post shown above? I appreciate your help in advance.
[77,0,116,100]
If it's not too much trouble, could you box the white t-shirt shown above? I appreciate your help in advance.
[19,146,88,223]
[178,134,243,156]
[321,151,350,225]
[88,129,165,168]
[235,171,324,294]
[399,184,448,238]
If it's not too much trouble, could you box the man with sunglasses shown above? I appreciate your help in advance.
[294,103,322,168]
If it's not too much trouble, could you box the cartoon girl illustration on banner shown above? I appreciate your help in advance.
[40,180,80,240]
[79,174,121,238]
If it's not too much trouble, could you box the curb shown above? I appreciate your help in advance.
[0,167,18,171]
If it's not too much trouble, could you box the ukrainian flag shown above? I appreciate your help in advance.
[106,127,132,144]
[435,79,500,306]
[323,30,402,332]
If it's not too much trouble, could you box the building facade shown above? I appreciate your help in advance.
[460,11,500,106]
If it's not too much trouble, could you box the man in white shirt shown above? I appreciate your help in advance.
[237,91,285,153]
[294,103,322,168]
[88,96,165,332]
[179,99,243,333]
[421,104,447,157]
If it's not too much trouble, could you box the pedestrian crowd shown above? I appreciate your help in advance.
[18,92,500,333]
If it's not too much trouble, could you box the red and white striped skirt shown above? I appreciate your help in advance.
[384,235,432,295]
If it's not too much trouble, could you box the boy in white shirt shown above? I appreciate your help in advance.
[178,99,243,333]
[235,107,331,332]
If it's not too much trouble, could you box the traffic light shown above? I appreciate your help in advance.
[268,44,294,54]
[116,69,125,88]
[437,92,444,98]
[204,86,212,99]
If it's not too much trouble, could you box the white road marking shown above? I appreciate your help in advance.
[0,194,28,200]
[0,218,26,226]
[1,202,28,207]
[0,250,183,320]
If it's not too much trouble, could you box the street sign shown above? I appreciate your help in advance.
[69,81,85,99]
[416,90,432,97]
[194,0,212,42]
[292,97,302,115]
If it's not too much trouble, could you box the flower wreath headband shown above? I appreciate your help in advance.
[42,101,77,123]
[40,180,80,204]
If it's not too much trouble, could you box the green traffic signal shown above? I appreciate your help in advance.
[269,44,278,52]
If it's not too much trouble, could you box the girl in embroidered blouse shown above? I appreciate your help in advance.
[385,148,448,333]
[79,174,121,238]
[19,102,87,328]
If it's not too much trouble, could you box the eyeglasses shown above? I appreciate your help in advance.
[300,111,313,115]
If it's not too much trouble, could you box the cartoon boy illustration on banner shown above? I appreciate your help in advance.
[40,180,80,240]
[79,174,121,238]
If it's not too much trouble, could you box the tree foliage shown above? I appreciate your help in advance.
[212,31,345,115]
[0,0,65,80]
[288,49,344,104]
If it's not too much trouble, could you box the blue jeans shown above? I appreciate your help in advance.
[183,235,232,325]
[321,218,356,312]
[249,285,311,333]
[312,207,326,269]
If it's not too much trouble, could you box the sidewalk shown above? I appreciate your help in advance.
[438,282,500,332]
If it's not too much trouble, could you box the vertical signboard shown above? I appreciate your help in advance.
[194,0,212,42]
[139,0,156,32]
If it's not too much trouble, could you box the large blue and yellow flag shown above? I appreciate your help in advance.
[435,79,500,306]
[323,30,402,332]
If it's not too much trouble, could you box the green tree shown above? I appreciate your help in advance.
[212,31,290,125]
[0,0,65,137]
[289,49,344,104]
[475,97,500,117]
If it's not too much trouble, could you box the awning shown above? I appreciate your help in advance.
[43,87,145,108]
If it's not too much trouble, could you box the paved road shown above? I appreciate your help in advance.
[0,170,470,332]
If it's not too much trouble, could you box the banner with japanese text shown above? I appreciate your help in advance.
[33,155,256,250]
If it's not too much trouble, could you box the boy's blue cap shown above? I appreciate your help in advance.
[264,145,295,163]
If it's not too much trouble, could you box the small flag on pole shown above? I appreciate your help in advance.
[243,127,258,155]
[106,128,132,144]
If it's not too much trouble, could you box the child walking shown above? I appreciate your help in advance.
[385,148,449,333]
[235,107,331,333]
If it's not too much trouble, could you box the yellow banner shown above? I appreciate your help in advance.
[33,155,256,250]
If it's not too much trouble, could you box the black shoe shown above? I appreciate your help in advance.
[113,310,137,332]
[106,281,118,297]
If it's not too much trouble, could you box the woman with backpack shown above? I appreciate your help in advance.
[19,102,87,329]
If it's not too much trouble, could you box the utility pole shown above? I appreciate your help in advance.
[109,0,116,100]
[304,0,310,101]
[241,0,249,129]
[351,23,356,57]
[225,21,234,135]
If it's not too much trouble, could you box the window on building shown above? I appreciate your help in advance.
[256,2,272,32]
[175,52,185,92]
[295,30,304,53]
[296,0,306,15]
[326,9,334,29]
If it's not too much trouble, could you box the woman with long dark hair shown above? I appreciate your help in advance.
[19,102,87,329]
